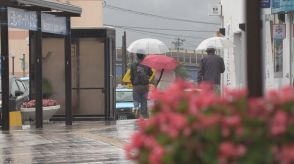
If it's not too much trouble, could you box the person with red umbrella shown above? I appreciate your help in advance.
[141,54,177,90]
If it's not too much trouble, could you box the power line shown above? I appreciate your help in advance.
[104,24,216,33]
[114,26,199,46]
[114,27,199,50]
[108,25,206,40]
[104,3,220,26]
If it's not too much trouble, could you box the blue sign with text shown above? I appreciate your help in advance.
[261,0,271,8]
[272,0,294,13]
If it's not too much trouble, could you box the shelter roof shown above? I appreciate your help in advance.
[1,0,82,16]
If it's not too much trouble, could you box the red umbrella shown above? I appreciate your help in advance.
[141,54,177,86]
[141,54,177,71]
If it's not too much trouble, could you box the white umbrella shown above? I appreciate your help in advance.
[196,36,235,51]
[127,38,169,55]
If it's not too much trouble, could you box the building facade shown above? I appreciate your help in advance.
[220,0,246,89]
[220,0,294,91]
[9,0,104,76]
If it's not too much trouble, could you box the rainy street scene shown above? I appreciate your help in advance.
[1,0,294,163]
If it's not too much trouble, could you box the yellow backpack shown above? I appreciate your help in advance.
[122,68,155,88]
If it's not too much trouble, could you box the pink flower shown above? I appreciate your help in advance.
[130,132,145,148]
[21,99,58,108]
[156,112,188,138]
[195,114,221,129]
[149,145,164,164]
[266,86,294,105]
[219,142,246,162]
[277,144,294,164]
[198,82,214,92]
[248,98,271,118]
[271,111,288,136]
[125,132,144,160]
[125,81,294,164]
[223,88,247,102]
[222,115,242,128]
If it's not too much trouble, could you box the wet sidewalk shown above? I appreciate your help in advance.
[0,120,137,163]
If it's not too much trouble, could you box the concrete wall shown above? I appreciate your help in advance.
[66,0,104,28]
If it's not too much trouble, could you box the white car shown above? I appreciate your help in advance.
[0,76,29,112]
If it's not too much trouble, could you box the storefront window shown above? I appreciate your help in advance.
[272,15,285,78]
[273,38,283,77]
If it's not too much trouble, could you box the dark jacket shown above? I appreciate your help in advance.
[197,53,225,85]
[130,62,152,86]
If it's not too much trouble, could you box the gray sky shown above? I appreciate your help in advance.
[104,0,221,50]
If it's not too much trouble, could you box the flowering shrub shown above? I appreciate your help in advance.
[21,99,58,108]
[125,80,294,164]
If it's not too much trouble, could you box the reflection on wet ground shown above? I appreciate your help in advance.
[0,120,137,163]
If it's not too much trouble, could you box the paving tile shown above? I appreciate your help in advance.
[0,120,137,163]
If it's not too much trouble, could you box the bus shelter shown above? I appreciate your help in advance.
[0,0,81,130]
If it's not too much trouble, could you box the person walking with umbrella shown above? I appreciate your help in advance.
[197,47,225,93]
[130,50,152,118]
[140,54,178,91]
[155,70,176,91]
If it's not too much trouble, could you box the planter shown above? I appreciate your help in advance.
[20,105,60,121]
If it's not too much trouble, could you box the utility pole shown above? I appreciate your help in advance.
[172,37,185,52]
[121,31,127,78]
[246,0,263,97]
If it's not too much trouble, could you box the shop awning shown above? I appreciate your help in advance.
[1,0,82,16]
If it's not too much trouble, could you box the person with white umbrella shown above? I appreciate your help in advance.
[127,38,169,55]
[197,47,225,93]
[130,50,153,118]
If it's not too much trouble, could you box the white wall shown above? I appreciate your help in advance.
[221,0,245,34]
[222,0,294,91]
[220,0,245,88]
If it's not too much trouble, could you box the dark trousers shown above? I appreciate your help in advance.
[133,85,149,118]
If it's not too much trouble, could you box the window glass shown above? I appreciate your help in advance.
[116,90,133,102]
[272,15,285,78]
[11,80,19,97]
[16,80,26,92]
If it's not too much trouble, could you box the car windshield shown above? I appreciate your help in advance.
[21,80,29,89]
[116,90,133,102]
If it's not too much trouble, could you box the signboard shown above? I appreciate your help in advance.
[272,0,294,13]
[41,13,67,35]
[261,0,271,8]
[273,24,286,39]
[7,7,37,31]
[208,4,222,16]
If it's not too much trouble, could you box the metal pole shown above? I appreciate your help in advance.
[22,53,25,76]
[122,31,127,77]
[12,56,15,75]
[0,6,10,130]
[246,0,263,97]
[35,11,43,128]
[65,17,72,125]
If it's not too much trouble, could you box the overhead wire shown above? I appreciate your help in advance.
[104,24,216,33]
[104,3,220,26]
[108,25,206,40]
[114,26,199,49]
